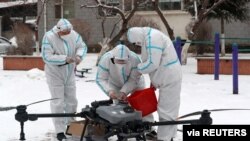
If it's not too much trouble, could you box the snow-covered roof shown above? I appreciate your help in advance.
[0,0,37,9]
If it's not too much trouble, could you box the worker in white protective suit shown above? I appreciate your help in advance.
[96,44,145,101]
[95,44,155,127]
[41,18,87,141]
[127,27,182,141]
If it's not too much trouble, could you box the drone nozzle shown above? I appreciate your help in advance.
[15,105,29,122]
[91,99,113,108]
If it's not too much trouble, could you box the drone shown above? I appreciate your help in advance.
[1,98,250,141]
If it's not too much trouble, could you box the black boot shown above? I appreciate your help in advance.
[56,132,67,141]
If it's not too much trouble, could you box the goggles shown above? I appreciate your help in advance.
[111,57,129,64]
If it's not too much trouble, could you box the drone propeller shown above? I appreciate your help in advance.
[0,98,59,112]
[178,108,250,119]
[0,106,17,111]
[26,98,59,106]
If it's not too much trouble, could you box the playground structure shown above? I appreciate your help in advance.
[174,33,250,75]
[2,56,44,70]
[173,33,250,94]
[196,54,250,75]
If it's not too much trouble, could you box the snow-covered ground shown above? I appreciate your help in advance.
[0,53,250,141]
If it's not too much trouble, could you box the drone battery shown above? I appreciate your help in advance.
[128,87,157,117]
[66,120,105,137]
[96,104,142,124]
[66,120,86,137]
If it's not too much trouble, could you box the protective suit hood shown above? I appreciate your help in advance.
[112,44,130,61]
[127,27,146,46]
[53,18,73,33]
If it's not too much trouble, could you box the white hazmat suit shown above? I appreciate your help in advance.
[127,27,182,141]
[41,19,87,134]
[96,44,155,124]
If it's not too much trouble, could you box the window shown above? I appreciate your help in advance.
[55,3,62,19]
[54,0,75,19]
[137,1,154,11]
[55,0,62,19]
[159,0,182,10]
[63,0,75,18]
[124,0,183,11]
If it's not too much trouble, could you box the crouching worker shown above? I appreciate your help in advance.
[96,44,144,102]
[95,44,156,139]
[42,18,87,141]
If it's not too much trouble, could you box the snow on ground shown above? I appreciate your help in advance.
[0,53,250,141]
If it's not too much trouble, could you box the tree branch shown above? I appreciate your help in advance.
[36,0,48,28]
[81,3,126,21]
[191,0,228,37]
[108,0,139,46]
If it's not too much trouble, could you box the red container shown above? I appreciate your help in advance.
[128,87,157,117]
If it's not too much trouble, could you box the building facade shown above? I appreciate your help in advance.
[38,0,191,47]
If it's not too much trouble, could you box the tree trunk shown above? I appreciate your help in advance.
[95,38,111,66]
[94,1,139,66]
[221,17,226,56]
[153,0,175,40]
[181,39,191,65]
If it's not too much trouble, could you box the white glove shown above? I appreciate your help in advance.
[66,57,75,64]
[75,56,82,65]
[119,92,127,102]
[109,90,118,99]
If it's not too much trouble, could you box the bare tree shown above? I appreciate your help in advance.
[182,19,212,64]
[81,0,139,65]
[190,0,228,38]
[36,0,48,28]
[70,19,91,44]
[182,0,229,65]
[127,15,160,30]
[152,0,174,40]
[8,22,35,55]
[81,0,178,65]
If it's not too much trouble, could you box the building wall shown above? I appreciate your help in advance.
[38,0,192,47]
[38,0,57,43]
[135,10,191,39]
[75,1,120,45]
[211,19,250,43]
[38,0,120,45]
[210,2,250,45]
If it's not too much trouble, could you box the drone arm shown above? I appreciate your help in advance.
[28,112,84,121]
[147,119,200,127]
[147,111,213,126]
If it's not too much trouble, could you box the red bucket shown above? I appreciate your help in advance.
[128,87,157,117]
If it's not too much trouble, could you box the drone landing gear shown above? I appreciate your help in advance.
[116,136,146,141]
[15,105,29,140]
[117,133,146,141]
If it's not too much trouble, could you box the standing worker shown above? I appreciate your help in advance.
[41,18,87,141]
[127,27,182,141]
